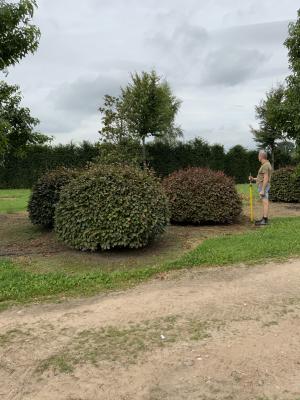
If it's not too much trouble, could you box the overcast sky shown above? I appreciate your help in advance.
[5,0,300,149]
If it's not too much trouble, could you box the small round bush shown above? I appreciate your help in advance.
[269,167,300,203]
[163,167,242,224]
[28,167,78,228]
[54,164,170,251]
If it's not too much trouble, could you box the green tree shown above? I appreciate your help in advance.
[209,144,225,171]
[0,0,40,72]
[225,145,250,183]
[120,71,181,166]
[99,95,131,144]
[0,81,49,164]
[283,9,300,146]
[251,85,290,168]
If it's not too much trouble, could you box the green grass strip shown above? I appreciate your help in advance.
[1,217,300,306]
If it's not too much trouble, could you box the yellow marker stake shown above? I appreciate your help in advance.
[249,182,254,223]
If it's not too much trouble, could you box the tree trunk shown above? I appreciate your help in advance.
[142,136,147,169]
[271,146,275,169]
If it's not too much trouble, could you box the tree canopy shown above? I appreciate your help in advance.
[0,0,40,72]
[99,71,182,166]
[0,81,49,163]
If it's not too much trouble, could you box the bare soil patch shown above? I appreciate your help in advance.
[1,201,299,274]
[1,259,300,399]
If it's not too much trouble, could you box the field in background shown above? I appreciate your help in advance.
[0,185,254,214]
[0,189,30,214]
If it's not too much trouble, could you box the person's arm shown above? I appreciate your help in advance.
[249,175,257,182]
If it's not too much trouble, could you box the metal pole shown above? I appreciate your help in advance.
[249,181,254,223]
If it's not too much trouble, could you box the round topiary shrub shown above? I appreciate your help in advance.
[162,167,242,224]
[28,167,79,228]
[54,164,170,251]
[269,167,300,203]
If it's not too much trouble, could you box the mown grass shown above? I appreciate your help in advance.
[0,189,30,213]
[236,183,260,201]
[0,185,251,215]
[1,217,300,308]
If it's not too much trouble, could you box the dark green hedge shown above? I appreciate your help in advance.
[269,167,300,203]
[0,141,98,189]
[28,167,79,228]
[1,138,295,188]
[55,164,170,251]
[163,168,242,224]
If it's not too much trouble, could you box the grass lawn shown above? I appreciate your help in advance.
[0,185,254,214]
[0,189,31,214]
[236,183,260,202]
[1,217,300,309]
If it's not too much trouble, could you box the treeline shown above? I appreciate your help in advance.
[0,139,294,188]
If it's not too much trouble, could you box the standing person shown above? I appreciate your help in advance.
[249,150,272,226]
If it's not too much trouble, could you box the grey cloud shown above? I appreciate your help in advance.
[146,22,208,58]
[50,75,123,114]
[213,20,291,48]
[202,47,269,86]
[7,0,298,147]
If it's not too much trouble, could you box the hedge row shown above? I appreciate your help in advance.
[0,140,260,188]
[0,139,295,189]
[269,167,300,203]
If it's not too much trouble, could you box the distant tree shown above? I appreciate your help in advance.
[0,81,49,164]
[0,0,40,72]
[225,145,250,183]
[209,144,226,171]
[120,71,181,166]
[99,95,132,144]
[250,85,290,168]
[99,71,181,166]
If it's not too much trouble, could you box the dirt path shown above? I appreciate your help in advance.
[1,260,300,400]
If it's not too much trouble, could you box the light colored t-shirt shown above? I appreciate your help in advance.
[257,161,272,185]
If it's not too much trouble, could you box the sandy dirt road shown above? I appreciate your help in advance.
[1,259,300,400]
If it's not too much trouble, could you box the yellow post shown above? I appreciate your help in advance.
[249,182,254,223]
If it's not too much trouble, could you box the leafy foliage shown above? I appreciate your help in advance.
[55,164,170,251]
[225,145,253,184]
[28,167,78,228]
[251,84,292,167]
[282,9,300,146]
[97,139,142,166]
[99,71,182,166]
[0,141,98,188]
[0,81,49,164]
[0,0,40,71]
[2,139,295,188]
[163,168,242,224]
[269,167,300,203]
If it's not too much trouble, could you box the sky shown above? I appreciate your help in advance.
[5,0,300,149]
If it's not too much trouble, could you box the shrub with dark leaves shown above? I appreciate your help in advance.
[54,164,169,251]
[28,167,78,228]
[269,167,300,203]
[163,167,242,224]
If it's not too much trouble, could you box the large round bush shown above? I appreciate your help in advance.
[54,164,170,251]
[163,168,242,224]
[269,167,300,203]
[28,167,78,228]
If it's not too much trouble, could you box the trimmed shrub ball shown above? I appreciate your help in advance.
[54,164,170,251]
[163,167,242,224]
[28,167,78,228]
[269,167,300,203]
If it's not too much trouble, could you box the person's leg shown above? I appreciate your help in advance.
[263,198,269,219]
[256,185,270,225]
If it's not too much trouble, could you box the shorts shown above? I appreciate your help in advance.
[258,184,270,200]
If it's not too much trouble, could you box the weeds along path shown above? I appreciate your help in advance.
[1,259,300,399]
